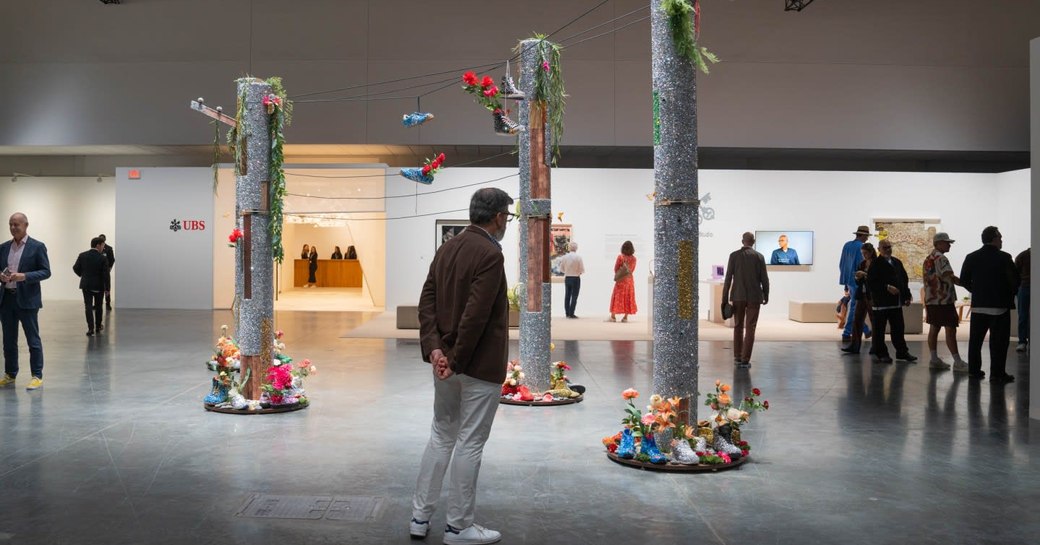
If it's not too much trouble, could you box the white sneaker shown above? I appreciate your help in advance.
[929,357,950,370]
[952,360,969,374]
[443,524,502,545]
[1016,342,1027,352]
[409,518,430,538]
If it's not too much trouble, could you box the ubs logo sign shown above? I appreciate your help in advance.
[170,219,206,232]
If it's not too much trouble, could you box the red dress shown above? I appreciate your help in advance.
[610,254,637,315]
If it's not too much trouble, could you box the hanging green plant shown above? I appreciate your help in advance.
[227,86,247,176]
[661,0,719,74]
[265,76,292,265]
[524,35,566,166]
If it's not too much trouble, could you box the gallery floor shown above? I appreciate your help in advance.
[0,302,1036,544]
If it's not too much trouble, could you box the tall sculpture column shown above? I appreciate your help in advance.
[650,1,699,422]
[234,77,275,400]
[517,38,553,391]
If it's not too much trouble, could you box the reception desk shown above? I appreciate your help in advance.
[294,259,363,287]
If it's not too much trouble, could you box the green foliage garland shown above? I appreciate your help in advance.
[661,0,719,74]
[265,76,292,264]
[526,36,566,166]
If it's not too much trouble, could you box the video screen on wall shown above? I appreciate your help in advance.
[755,231,814,266]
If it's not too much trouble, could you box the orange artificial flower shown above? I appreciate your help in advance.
[622,388,639,400]
[668,396,682,407]
[720,383,731,393]
[719,393,731,406]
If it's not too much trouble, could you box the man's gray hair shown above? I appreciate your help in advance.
[568,242,578,252]
[469,188,514,225]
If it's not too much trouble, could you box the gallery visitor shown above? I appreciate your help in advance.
[960,226,1019,383]
[1015,247,1030,352]
[331,245,343,259]
[300,244,310,260]
[0,212,51,391]
[99,233,115,310]
[609,240,637,322]
[73,237,110,337]
[346,245,358,259]
[867,239,916,364]
[305,246,318,287]
[559,241,585,318]
[922,232,967,371]
[722,232,769,367]
[412,187,513,545]
[842,242,876,355]
[839,225,872,343]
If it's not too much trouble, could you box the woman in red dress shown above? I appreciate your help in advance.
[610,240,637,322]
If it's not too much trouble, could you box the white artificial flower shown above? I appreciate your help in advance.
[508,379,516,386]
[519,372,525,379]
[514,365,522,371]
[309,365,317,373]
[727,408,742,422]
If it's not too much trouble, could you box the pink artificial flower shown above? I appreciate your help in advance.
[720,453,732,464]
[275,330,284,339]
[542,393,554,402]
[483,86,499,98]
[297,358,311,368]
[541,60,550,72]
[641,413,655,426]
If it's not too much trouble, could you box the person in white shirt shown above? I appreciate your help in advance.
[559,242,585,318]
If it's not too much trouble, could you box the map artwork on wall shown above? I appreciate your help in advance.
[549,224,573,277]
[873,218,940,282]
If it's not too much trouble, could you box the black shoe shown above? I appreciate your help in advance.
[896,353,917,363]
[86,330,94,336]
[106,304,112,311]
[841,345,860,354]
[876,356,893,364]
[841,335,851,342]
[990,373,1015,384]
[968,370,986,380]
[97,324,104,333]
[736,360,751,368]
[567,383,586,394]
[493,110,521,136]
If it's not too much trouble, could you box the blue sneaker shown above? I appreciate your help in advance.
[640,434,669,464]
[203,377,229,404]
[402,112,434,127]
[617,428,636,459]
[400,167,433,185]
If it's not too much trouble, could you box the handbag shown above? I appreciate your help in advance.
[613,261,631,282]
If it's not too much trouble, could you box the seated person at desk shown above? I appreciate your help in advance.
[346,245,357,259]
[331,246,343,259]
[770,234,800,265]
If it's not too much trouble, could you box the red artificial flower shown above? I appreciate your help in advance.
[270,394,284,404]
[763,400,770,409]
[752,388,761,396]
[606,443,618,453]
[462,72,478,86]
[741,450,750,457]
[228,228,243,244]
[483,86,499,98]
[739,440,748,447]
[421,165,432,175]
[436,152,446,164]
[480,75,495,89]
[493,107,503,114]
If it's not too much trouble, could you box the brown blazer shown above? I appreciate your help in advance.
[723,246,769,303]
[418,225,509,384]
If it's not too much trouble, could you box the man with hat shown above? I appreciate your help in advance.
[839,225,873,343]
[923,232,966,371]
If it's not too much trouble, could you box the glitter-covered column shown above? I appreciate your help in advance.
[517,38,553,392]
[650,1,699,422]
[234,77,275,400]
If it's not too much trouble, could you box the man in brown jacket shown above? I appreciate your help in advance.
[723,232,769,367]
[411,188,513,545]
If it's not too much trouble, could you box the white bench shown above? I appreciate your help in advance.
[789,301,837,323]
[396,306,520,329]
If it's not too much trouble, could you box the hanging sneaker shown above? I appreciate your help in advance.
[401,112,434,127]
[500,75,524,100]
[399,167,433,185]
[493,110,521,136]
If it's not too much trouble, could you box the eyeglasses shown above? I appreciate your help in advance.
[880,245,893,250]
[500,211,518,222]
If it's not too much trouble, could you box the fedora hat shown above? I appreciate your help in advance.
[853,225,871,236]
[933,232,955,243]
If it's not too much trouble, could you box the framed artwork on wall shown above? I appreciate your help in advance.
[435,219,469,251]
[550,224,573,277]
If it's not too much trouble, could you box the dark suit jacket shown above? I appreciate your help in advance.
[102,245,115,268]
[73,249,111,292]
[867,256,912,307]
[723,246,769,303]
[0,236,51,309]
[418,225,508,384]
[960,245,1018,309]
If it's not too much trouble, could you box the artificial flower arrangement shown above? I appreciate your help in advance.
[204,327,317,410]
[500,343,582,403]
[462,71,504,112]
[602,380,768,466]
[227,228,243,248]
[400,152,446,184]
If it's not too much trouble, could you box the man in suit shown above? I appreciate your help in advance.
[723,232,769,367]
[411,188,513,545]
[960,226,1019,383]
[74,237,111,336]
[867,239,917,364]
[99,233,114,310]
[0,213,52,390]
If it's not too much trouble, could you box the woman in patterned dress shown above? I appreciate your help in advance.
[610,240,637,322]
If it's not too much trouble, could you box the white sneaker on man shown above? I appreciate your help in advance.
[443,524,501,545]
[952,360,969,374]
[929,357,950,370]
[409,518,430,538]
[1016,342,1028,352]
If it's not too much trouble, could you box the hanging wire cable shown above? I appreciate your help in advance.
[556,4,649,45]
[289,61,503,100]
[287,173,519,201]
[560,14,651,50]
[286,208,469,222]
[284,150,517,180]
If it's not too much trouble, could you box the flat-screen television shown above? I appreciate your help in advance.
[755,230,814,266]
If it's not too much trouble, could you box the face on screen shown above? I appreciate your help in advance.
[756,231,813,265]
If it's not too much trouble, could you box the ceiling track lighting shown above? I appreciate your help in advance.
[785,0,815,11]
[99,0,122,4]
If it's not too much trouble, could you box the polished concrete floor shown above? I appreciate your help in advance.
[0,302,1036,545]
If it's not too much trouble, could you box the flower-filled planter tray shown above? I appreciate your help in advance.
[606,451,748,473]
[500,394,583,407]
[204,401,308,415]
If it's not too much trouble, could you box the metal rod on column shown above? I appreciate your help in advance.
[650,1,699,423]
[517,38,553,393]
[234,77,275,400]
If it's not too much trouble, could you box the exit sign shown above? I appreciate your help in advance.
[128,169,141,179]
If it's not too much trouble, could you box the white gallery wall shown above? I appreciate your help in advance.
[115,167,214,309]
[385,168,1031,320]
[1029,36,1038,421]
[0,176,114,301]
